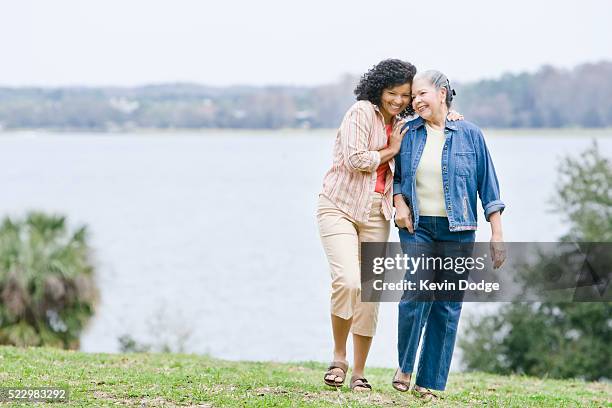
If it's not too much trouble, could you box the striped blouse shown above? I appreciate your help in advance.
[321,100,404,223]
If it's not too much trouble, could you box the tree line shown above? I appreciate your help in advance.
[0,61,610,130]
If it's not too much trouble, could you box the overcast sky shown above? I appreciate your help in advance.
[5,0,611,87]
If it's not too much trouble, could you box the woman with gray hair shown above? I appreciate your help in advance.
[391,70,506,400]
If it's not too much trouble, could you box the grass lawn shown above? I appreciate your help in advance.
[0,346,609,407]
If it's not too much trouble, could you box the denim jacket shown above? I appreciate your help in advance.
[393,117,505,232]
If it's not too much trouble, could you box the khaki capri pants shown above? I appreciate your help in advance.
[316,193,390,337]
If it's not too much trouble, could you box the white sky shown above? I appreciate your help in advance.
[5,0,611,87]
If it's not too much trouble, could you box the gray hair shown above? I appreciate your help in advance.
[413,70,455,108]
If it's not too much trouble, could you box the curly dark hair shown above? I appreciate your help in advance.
[354,59,417,117]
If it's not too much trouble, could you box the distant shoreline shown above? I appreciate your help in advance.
[1,127,612,137]
[1,62,611,130]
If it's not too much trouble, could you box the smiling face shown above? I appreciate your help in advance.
[379,82,412,123]
[411,77,447,121]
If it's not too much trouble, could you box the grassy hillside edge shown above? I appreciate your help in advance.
[0,346,609,407]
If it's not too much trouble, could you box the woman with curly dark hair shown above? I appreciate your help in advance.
[317,59,462,392]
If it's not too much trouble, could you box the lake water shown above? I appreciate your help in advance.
[0,129,610,370]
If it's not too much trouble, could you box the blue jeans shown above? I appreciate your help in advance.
[397,216,475,390]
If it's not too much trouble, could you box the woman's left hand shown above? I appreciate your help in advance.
[490,236,506,269]
[447,110,464,121]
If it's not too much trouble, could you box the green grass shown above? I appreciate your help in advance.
[0,346,609,407]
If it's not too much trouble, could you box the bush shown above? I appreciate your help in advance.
[0,212,98,349]
[459,141,612,381]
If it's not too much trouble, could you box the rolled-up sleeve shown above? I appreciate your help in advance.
[340,104,381,172]
[475,129,506,221]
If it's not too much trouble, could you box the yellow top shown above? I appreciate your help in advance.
[416,123,447,216]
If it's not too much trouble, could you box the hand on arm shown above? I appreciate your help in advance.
[447,110,464,121]
[342,104,409,171]
[378,120,409,164]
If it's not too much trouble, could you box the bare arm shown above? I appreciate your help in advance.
[489,211,503,240]
[488,211,506,269]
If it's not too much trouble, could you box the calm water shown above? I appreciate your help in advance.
[0,129,610,370]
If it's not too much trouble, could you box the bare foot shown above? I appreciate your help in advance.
[324,367,346,385]
[392,368,411,392]
[412,385,439,401]
[350,375,372,392]
[323,359,348,387]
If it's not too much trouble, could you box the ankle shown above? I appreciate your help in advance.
[396,368,411,379]
[352,369,365,378]
[333,352,347,362]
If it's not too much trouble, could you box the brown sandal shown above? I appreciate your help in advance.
[412,386,439,401]
[323,361,348,387]
[391,368,410,392]
[349,375,372,391]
